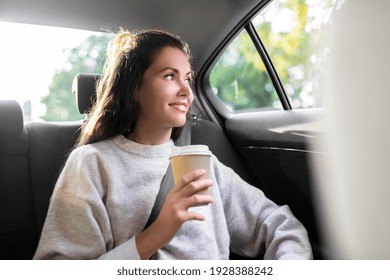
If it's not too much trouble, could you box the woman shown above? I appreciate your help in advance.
[34,29,312,260]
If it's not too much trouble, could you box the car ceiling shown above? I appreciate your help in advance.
[0,0,266,72]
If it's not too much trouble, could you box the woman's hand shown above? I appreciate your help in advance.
[135,169,213,259]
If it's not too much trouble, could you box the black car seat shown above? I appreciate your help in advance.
[26,121,81,241]
[0,100,37,259]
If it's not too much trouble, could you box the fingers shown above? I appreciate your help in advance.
[168,188,214,215]
[185,210,206,222]
[170,200,209,224]
[182,178,213,198]
[148,170,214,251]
[173,169,213,196]
[186,192,214,208]
[160,169,214,227]
[174,169,207,190]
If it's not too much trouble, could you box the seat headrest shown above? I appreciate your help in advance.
[0,100,24,134]
[72,73,101,114]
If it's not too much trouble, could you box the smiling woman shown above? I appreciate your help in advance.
[0,21,112,122]
[1,0,342,263]
[32,28,312,260]
[133,46,194,145]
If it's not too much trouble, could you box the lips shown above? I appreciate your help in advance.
[169,102,188,112]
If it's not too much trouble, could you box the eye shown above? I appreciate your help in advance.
[185,76,193,85]
[164,74,175,81]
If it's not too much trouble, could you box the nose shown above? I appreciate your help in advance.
[178,80,192,97]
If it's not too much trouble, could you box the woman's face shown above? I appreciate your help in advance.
[135,46,194,132]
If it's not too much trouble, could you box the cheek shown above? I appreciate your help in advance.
[137,84,160,106]
[188,93,194,106]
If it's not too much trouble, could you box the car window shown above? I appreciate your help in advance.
[0,22,114,122]
[209,29,281,112]
[208,0,340,112]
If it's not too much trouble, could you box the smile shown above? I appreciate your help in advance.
[169,103,188,112]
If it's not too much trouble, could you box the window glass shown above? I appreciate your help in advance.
[209,0,341,112]
[254,0,341,108]
[0,22,114,122]
[209,29,281,112]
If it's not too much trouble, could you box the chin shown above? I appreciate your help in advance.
[172,119,188,128]
[173,115,188,126]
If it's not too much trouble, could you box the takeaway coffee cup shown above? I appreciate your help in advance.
[169,145,212,196]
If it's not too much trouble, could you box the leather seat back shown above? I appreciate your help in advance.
[0,100,37,259]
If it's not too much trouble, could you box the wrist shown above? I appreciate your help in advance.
[135,222,166,260]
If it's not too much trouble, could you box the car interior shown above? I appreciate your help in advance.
[0,0,328,259]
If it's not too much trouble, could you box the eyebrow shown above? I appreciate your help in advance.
[159,67,193,76]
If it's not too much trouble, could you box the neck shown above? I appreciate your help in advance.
[128,125,172,145]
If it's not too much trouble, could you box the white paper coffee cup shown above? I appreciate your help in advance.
[169,145,212,195]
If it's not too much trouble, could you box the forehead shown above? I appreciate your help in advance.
[149,46,192,72]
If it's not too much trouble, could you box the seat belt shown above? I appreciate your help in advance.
[143,164,174,230]
[142,117,195,230]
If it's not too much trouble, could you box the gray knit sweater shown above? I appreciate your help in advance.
[33,135,312,260]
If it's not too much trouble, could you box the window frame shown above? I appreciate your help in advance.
[245,22,291,110]
[197,0,290,121]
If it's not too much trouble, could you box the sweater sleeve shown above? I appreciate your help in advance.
[33,148,141,260]
[213,157,313,260]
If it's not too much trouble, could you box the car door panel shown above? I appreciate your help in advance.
[223,108,326,259]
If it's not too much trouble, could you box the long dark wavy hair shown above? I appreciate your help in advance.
[77,29,193,146]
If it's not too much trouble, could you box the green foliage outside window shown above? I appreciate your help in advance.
[210,30,279,111]
[210,0,342,111]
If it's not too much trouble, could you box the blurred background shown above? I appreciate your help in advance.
[312,0,390,259]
